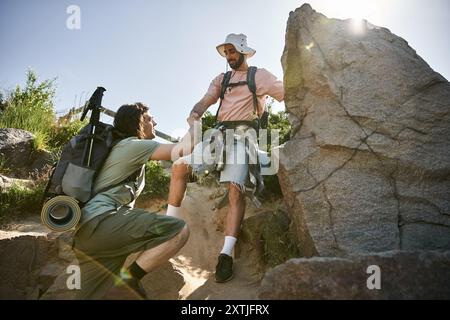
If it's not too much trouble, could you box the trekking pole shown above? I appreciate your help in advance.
[81,87,106,167]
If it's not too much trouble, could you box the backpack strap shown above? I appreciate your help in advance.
[215,67,260,124]
[215,71,233,122]
[247,66,259,116]
[220,71,233,100]
[92,166,142,200]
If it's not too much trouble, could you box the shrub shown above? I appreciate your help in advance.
[142,161,170,199]
[0,182,46,226]
[261,208,299,268]
[0,70,56,151]
[200,110,217,134]
[266,102,291,147]
[0,154,10,175]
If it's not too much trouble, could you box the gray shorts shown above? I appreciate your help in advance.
[218,139,248,186]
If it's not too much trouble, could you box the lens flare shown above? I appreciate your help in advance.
[306,42,315,51]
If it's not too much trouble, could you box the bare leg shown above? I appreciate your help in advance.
[168,158,191,207]
[135,225,189,272]
[225,183,246,237]
[214,184,245,283]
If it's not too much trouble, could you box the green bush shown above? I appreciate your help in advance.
[266,102,291,147]
[0,182,46,225]
[142,161,170,199]
[261,209,299,268]
[0,70,88,154]
[200,110,217,134]
[0,154,10,175]
[262,103,291,200]
[0,92,6,111]
[0,70,56,151]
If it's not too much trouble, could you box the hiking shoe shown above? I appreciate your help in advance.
[215,253,234,283]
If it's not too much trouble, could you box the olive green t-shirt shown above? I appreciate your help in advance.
[78,137,160,228]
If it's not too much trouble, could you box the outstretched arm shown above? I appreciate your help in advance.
[151,90,217,161]
[188,94,216,120]
[150,123,197,161]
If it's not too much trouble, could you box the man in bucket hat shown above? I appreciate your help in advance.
[167,33,284,283]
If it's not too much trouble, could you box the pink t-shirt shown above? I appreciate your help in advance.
[204,68,284,121]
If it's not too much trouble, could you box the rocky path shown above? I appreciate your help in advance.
[168,182,264,300]
[0,181,278,300]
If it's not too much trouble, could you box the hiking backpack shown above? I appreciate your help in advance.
[45,122,123,203]
[215,66,269,129]
[43,87,134,205]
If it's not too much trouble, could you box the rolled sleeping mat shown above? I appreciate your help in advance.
[41,196,81,232]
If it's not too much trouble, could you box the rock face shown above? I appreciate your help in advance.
[0,128,53,178]
[0,128,35,169]
[259,251,450,299]
[0,233,55,299]
[0,221,79,300]
[279,4,450,257]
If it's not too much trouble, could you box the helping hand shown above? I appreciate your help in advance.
[187,112,201,127]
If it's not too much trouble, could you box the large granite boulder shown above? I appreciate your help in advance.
[0,232,55,299]
[279,4,450,257]
[259,251,450,300]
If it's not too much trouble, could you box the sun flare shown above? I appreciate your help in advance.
[313,0,388,35]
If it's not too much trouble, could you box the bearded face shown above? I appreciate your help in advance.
[224,44,246,70]
[228,52,245,70]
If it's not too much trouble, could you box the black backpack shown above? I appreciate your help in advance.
[45,122,124,202]
[43,87,137,205]
[215,66,269,129]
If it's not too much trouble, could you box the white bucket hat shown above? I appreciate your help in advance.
[216,33,256,58]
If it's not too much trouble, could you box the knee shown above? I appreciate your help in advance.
[178,225,190,245]
[229,183,244,202]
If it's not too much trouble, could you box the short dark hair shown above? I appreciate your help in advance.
[114,102,149,139]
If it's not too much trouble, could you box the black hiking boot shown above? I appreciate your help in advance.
[215,253,234,283]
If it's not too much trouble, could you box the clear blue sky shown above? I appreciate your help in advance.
[1,0,449,140]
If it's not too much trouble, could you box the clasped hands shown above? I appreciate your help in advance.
[187,112,201,127]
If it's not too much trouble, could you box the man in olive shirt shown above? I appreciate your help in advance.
[73,102,195,299]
